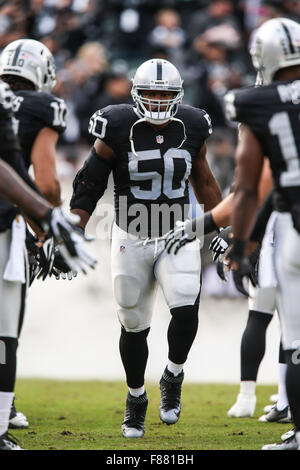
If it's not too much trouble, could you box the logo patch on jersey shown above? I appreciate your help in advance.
[120,245,126,253]
[156,135,164,144]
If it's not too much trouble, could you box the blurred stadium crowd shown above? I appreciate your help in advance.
[1,0,299,294]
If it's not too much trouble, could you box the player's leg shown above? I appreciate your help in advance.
[111,223,156,438]
[0,231,24,450]
[228,284,276,418]
[155,238,201,424]
[262,212,300,450]
[260,340,291,423]
[8,282,29,430]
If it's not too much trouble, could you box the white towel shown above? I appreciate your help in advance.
[3,215,26,283]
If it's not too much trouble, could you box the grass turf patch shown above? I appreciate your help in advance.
[13,380,291,450]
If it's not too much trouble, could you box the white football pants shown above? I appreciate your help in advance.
[110,222,201,332]
[0,230,26,339]
[272,211,300,350]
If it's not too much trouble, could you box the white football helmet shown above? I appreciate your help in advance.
[250,18,300,85]
[0,39,56,93]
[131,58,183,124]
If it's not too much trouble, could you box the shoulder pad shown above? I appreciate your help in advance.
[177,104,212,138]
[15,91,67,133]
[88,104,136,146]
[224,85,277,123]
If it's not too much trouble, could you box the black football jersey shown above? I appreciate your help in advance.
[225,81,300,204]
[12,90,67,168]
[0,90,66,232]
[88,104,211,236]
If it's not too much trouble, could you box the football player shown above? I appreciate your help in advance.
[70,58,222,438]
[0,39,68,430]
[225,18,300,450]
[165,159,291,421]
[0,82,96,450]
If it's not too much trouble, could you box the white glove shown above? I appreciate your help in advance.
[209,226,232,262]
[41,207,97,274]
[0,81,15,110]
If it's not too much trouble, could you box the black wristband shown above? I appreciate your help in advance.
[203,211,218,235]
[231,238,246,258]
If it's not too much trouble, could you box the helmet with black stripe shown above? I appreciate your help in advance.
[250,18,300,85]
[131,58,183,124]
[0,39,56,93]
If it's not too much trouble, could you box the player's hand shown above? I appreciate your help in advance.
[225,240,257,297]
[40,207,97,274]
[25,231,40,286]
[209,226,232,262]
[216,259,228,283]
[164,220,196,255]
[37,237,55,281]
[51,249,77,280]
[247,243,261,288]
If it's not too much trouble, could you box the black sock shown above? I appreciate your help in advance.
[119,327,150,388]
[0,337,18,392]
[168,305,199,364]
[240,310,272,381]
[285,349,300,430]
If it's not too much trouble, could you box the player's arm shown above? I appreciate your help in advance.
[231,125,264,242]
[225,125,264,295]
[31,127,61,206]
[0,158,51,220]
[70,138,115,230]
[189,143,222,210]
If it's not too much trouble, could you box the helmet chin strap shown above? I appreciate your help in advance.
[129,116,187,157]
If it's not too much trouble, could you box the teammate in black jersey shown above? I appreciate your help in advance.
[224,18,300,450]
[70,58,222,438]
[0,80,96,450]
[0,39,68,434]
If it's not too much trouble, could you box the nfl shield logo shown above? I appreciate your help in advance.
[120,245,126,253]
[156,135,164,144]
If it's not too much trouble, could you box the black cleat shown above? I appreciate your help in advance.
[122,391,148,438]
[259,405,292,423]
[0,431,23,450]
[159,367,184,425]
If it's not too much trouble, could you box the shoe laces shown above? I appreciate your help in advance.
[160,379,182,410]
[123,394,148,428]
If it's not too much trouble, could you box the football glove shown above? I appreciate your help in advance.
[226,240,258,297]
[209,226,232,262]
[40,207,97,274]
[247,243,261,288]
[164,220,196,255]
[51,249,77,280]
[216,259,228,283]
[37,237,55,281]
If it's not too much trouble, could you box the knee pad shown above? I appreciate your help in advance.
[114,275,140,309]
[114,274,143,331]
[117,308,144,332]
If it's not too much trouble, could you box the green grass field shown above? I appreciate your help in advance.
[13,380,291,451]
